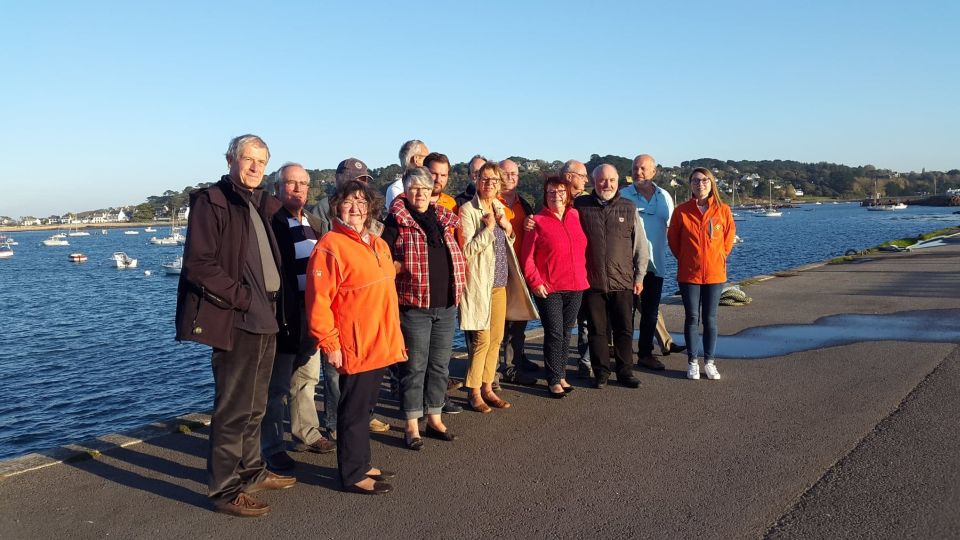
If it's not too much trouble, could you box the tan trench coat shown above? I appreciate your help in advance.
[457,196,539,331]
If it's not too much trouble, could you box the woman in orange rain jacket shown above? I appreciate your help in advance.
[668,168,736,382]
[306,180,406,496]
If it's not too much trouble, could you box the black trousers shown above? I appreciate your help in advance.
[534,291,583,386]
[634,273,664,357]
[208,328,276,503]
[337,367,386,486]
[501,320,528,369]
[582,288,634,378]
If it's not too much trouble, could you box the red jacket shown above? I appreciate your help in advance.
[520,208,589,293]
[305,220,406,374]
[668,198,736,284]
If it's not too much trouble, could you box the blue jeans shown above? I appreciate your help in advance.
[678,283,723,362]
[399,305,457,419]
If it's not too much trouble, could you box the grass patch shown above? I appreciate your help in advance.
[918,226,960,241]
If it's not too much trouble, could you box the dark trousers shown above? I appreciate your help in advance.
[534,291,583,386]
[582,289,635,378]
[208,329,276,502]
[501,320,529,369]
[634,273,664,357]
[337,367,386,487]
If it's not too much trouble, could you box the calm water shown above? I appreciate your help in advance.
[0,205,957,460]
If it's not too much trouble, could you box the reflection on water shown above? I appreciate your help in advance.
[674,309,960,359]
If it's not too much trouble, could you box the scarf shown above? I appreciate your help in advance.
[404,199,445,248]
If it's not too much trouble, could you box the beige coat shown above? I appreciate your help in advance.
[458,196,539,331]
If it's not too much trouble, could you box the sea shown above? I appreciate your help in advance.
[0,203,958,460]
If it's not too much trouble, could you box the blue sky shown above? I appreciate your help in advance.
[1,0,957,217]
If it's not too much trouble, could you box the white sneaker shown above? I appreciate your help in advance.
[687,361,700,380]
[704,362,721,380]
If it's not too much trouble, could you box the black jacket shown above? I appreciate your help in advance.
[573,191,649,293]
[175,176,286,351]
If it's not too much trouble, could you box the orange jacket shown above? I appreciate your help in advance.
[668,198,736,284]
[305,220,406,374]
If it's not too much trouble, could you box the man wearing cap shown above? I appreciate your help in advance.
[385,139,429,209]
[175,134,296,517]
[260,162,336,473]
[619,154,682,371]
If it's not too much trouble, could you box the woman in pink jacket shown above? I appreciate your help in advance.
[521,176,589,398]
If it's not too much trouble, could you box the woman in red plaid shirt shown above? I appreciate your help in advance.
[382,167,467,450]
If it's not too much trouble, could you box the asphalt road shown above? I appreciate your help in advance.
[1,239,958,539]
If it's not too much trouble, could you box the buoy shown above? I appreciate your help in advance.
[144,270,152,276]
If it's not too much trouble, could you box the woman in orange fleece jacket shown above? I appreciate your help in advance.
[306,180,406,495]
[668,168,735,381]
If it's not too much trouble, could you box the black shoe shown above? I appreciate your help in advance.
[562,385,574,394]
[344,481,392,495]
[593,372,609,389]
[404,434,424,451]
[547,389,566,399]
[617,372,642,388]
[520,359,540,372]
[576,364,592,379]
[264,451,295,471]
[502,366,538,385]
[425,425,457,441]
[669,343,687,354]
[366,469,396,480]
[442,401,463,414]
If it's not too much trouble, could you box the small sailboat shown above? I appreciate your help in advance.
[67,225,90,237]
[755,180,782,217]
[161,255,183,275]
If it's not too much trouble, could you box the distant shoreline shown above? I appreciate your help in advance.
[0,221,171,233]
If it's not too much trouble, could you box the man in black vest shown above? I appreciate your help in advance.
[175,134,296,517]
[260,163,335,472]
[574,164,649,389]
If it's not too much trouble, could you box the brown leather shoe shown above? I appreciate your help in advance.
[481,392,511,409]
[294,437,336,454]
[469,396,492,414]
[245,471,297,493]
[213,493,271,517]
[637,355,666,371]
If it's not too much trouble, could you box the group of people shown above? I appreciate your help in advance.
[174,134,736,517]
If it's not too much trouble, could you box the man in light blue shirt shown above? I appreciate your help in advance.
[619,154,682,369]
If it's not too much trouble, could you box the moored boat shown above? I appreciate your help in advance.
[68,252,88,263]
[41,234,70,246]
[111,251,138,269]
[161,255,183,275]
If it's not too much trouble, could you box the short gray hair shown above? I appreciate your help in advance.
[275,162,305,183]
[591,163,617,181]
[225,134,270,163]
[402,166,435,191]
[398,139,425,168]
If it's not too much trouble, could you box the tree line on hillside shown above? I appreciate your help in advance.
[127,157,960,220]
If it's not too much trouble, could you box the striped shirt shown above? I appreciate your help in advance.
[287,214,319,292]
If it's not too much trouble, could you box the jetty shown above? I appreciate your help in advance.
[1,237,959,538]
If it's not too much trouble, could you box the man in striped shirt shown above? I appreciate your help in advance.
[261,162,335,472]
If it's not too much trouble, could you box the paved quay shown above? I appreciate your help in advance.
[1,237,959,539]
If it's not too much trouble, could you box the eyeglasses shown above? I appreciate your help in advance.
[283,180,310,189]
[690,177,711,185]
[565,172,587,179]
[503,172,519,178]
[478,177,500,185]
[546,190,567,197]
[342,198,369,209]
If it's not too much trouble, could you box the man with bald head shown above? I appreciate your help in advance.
[620,154,683,370]
[497,159,538,385]
[574,164,649,389]
[561,159,590,198]
[560,159,592,376]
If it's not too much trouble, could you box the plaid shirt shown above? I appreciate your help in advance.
[389,197,467,308]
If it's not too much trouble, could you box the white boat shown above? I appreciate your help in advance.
[144,227,157,232]
[0,243,12,259]
[41,234,70,246]
[68,252,88,263]
[161,256,183,275]
[111,251,138,269]
[0,235,18,246]
[149,235,179,246]
[124,230,140,235]
[755,180,782,217]
[67,226,90,237]
[733,234,743,244]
